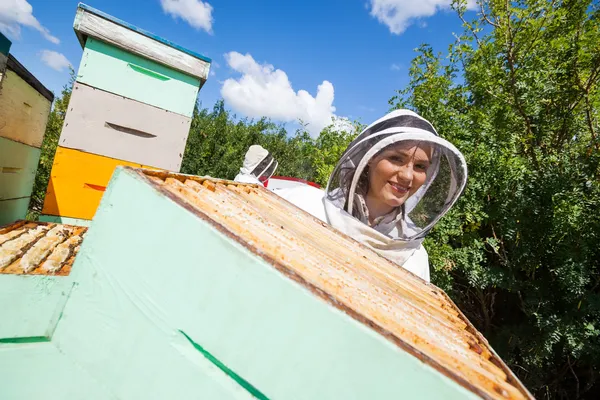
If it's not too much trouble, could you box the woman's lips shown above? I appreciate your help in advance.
[388,181,410,195]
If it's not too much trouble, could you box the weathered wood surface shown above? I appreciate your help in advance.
[76,38,200,117]
[59,83,190,171]
[0,197,30,226]
[6,55,54,102]
[42,147,155,220]
[0,69,52,148]
[0,137,41,200]
[0,53,7,83]
[73,6,210,82]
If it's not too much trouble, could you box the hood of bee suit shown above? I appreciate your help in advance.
[240,145,278,182]
[323,109,468,268]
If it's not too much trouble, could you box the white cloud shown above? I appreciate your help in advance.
[391,63,401,71]
[40,50,71,72]
[160,0,213,34]
[369,0,476,34]
[0,0,59,43]
[221,51,349,137]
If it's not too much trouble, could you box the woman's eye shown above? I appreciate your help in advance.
[415,164,428,171]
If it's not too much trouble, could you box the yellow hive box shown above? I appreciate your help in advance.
[42,147,155,220]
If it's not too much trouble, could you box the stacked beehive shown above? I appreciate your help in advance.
[0,167,534,399]
[40,3,211,225]
[0,33,54,226]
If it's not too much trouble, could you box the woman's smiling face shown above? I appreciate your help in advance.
[366,141,433,216]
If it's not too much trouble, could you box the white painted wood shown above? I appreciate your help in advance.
[73,9,210,82]
[59,83,191,171]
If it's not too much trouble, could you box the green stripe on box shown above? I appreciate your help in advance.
[76,37,200,117]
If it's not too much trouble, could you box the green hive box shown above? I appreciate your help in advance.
[0,168,533,399]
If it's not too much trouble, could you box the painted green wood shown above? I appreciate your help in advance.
[0,197,30,226]
[0,275,74,340]
[38,215,92,227]
[0,31,10,56]
[50,167,479,400]
[76,37,200,117]
[0,137,41,200]
[0,343,118,399]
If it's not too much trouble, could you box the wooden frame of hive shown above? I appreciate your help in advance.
[1,167,534,399]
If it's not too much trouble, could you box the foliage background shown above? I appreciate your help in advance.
[28,1,599,398]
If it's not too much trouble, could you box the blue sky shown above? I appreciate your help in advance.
[1,0,476,136]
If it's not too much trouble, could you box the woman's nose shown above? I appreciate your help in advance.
[396,164,413,182]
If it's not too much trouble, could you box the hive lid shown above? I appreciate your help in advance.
[73,3,211,82]
[130,167,533,400]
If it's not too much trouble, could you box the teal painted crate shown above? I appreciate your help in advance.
[49,168,483,400]
[0,137,41,201]
[76,37,200,117]
[38,215,92,227]
[0,168,531,399]
[0,197,30,226]
[0,274,74,341]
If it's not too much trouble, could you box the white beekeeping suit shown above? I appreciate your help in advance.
[234,145,278,186]
[274,110,468,282]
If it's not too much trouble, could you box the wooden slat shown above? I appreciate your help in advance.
[0,69,52,148]
[0,137,41,200]
[41,147,156,220]
[59,83,190,171]
[73,7,210,82]
[76,38,200,118]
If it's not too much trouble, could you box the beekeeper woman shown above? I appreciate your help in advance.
[274,109,467,282]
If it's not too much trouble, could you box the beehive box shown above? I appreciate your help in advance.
[1,166,533,399]
[0,54,54,225]
[0,221,87,342]
[41,3,211,224]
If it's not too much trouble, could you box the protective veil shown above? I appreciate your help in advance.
[323,109,468,277]
[234,145,279,185]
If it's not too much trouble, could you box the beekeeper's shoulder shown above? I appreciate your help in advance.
[402,244,430,282]
[271,185,327,222]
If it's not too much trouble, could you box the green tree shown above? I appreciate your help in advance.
[28,67,75,219]
[391,1,600,398]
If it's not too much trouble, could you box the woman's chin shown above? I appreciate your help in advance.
[385,195,407,208]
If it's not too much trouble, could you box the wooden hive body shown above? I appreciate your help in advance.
[2,167,533,399]
[0,47,54,225]
[41,3,211,225]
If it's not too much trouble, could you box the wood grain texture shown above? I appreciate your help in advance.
[73,8,210,82]
[41,147,155,220]
[59,83,190,170]
[7,55,54,102]
[76,38,200,117]
[0,197,30,226]
[0,69,52,147]
[0,137,41,200]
